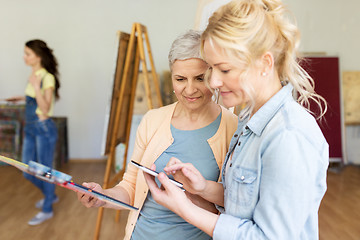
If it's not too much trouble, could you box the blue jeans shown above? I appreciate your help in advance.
[22,118,58,213]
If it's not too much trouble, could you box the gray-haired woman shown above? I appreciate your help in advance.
[77,30,238,240]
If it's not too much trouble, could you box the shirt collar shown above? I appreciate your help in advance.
[246,83,294,136]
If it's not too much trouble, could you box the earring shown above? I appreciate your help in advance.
[173,90,175,93]
[261,72,267,77]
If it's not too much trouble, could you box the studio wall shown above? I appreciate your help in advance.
[0,0,359,163]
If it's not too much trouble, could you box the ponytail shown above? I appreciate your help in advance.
[26,39,60,100]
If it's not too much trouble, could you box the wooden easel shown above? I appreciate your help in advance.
[94,23,163,240]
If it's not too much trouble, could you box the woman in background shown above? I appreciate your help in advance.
[144,0,329,239]
[7,39,60,225]
[77,30,238,240]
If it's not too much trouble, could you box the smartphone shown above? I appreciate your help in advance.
[131,160,184,189]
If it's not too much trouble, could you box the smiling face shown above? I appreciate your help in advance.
[172,58,213,111]
[203,39,282,113]
[203,39,254,108]
[23,46,41,67]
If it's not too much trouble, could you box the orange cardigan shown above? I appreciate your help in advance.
[117,102,238,240]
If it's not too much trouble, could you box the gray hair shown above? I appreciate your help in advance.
[168,29,203,69]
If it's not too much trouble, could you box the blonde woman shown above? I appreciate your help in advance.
[145,0,329,239]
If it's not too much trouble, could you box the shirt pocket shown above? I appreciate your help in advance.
[229,167,257,207]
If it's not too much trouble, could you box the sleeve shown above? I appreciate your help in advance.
[213,129,328,239]
[42,73,55,90]
[115,112,150,204]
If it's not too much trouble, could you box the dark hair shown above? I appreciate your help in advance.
[25,39,60,100]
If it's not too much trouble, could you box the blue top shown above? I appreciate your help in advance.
[131,113,222,240]
[213,84,329,240]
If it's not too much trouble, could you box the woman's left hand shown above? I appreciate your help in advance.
[144,164,219,237]
[143,164,193,217]
[29,74,41,90]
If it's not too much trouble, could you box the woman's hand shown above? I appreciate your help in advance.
[164,157,207,195]
[144,164,193,217]
[5,96,25,102]
[144,164,219,237]
[77,182,106,208]
[29,73,42,90]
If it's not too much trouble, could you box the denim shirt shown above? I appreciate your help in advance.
[213,84,329,240]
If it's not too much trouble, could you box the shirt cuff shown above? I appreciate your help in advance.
[213,214,239,240]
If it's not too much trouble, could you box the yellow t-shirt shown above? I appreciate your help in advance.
[24,68,55,117]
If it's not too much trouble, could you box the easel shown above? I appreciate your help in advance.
[95,23,163,240]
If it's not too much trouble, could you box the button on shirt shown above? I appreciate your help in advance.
[213,84,329,240]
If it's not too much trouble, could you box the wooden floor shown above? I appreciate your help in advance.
[319,164,360,239]
[0,162,359,240]
[0,161,129,240]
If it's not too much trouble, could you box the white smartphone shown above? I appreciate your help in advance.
[131,160,184,189]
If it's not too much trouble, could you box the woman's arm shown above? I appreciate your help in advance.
[77,118,149,209]
[6,96,26,102]
[185,192,218,213]
[78,112,153,209]
[30,74,52,116]
[197,181,224,207]
[35,87,53,115]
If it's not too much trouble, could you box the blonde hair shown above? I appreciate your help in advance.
[202,0,327,119]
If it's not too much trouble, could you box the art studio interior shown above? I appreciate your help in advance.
[0,0,359,240]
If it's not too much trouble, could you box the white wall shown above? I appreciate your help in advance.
[0,0,198,159]
[283,0,360,71]
[1,0,359,163]
[283,0,360,164]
